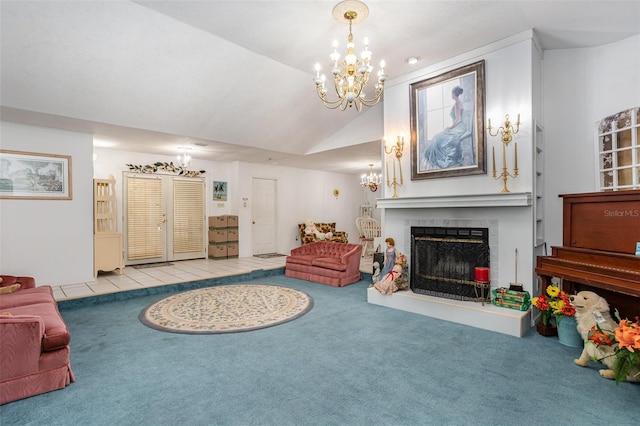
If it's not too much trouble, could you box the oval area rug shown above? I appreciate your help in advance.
[139,284,313,334]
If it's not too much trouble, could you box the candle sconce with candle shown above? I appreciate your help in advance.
[488,114,520,193]
[384,136,404,198]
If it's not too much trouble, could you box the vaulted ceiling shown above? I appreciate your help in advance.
[2,1,639,175]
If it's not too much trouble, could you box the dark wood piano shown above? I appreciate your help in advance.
[535,190,640,320]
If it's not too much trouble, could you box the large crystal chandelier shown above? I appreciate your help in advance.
[313,1,387,111]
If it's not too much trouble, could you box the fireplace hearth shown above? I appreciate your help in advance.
[411,226,489,301]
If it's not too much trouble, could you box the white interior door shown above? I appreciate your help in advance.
[252,178,277,255]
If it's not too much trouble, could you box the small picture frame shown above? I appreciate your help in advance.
[213,181,227,201]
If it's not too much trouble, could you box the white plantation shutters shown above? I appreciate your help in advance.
[173,179,204,254]
[126,176,163,260]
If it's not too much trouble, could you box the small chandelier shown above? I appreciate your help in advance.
[177,147,192,168]
[361,164,381,192]
[313,1,387,111]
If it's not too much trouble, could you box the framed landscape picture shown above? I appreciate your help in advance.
[410,60,486,180]
[0,150,72,199]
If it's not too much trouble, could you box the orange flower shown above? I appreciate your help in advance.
[589,316,640,384]
[614,319,640,352]
[588,326,614,346]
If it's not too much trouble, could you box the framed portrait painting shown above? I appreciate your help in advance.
[410,60,486,180]
[0,150,72,199]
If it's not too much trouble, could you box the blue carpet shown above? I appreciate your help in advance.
[1,274,639,425]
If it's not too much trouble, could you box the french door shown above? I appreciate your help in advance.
[123,173,206,265]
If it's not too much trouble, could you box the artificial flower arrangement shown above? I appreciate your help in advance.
[587,313,640,384]
[126,162,205,177]
[531,283,576,326]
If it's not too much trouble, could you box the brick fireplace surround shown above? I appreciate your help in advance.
[368,193,533,337]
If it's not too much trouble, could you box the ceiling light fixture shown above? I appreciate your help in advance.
[313,1,387,111]
[406,56,420,65]
[361,163,381,192]
[177,147,192,168]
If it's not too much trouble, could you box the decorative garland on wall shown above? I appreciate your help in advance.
[126,162,206,177]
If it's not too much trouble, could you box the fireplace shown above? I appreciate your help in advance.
[411,226,489,301]
[369,195,532,337]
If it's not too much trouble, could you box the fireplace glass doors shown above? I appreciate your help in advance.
[411,227,489,301]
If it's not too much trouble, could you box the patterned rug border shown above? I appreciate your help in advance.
[139,284,314,334]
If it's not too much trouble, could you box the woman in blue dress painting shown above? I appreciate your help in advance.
[424,85,466,169]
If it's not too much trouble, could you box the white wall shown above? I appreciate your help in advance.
[4,34,636,287]
[380,32,640,267]
[382,35,535,199]
[0,122,94,284]
[1,123,365,286]
[93,148,235,225]
[376,34,538,301]
[95,149,365,258]
[307,104,383,153]
[542,34,640,248]
[235,161,364,257]
[96,148,365,260]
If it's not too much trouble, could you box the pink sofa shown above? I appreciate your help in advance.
[0,275,75,405]
[285,242,362,287]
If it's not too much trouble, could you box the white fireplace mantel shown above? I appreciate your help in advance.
[372,191,535,337]
[376,192,532,209]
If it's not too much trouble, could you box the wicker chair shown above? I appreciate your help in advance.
[358,218,381,256]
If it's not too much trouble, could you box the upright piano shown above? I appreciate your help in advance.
[535,190,640,320]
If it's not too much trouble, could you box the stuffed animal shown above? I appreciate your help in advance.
[571,290,640,382]
[304,220,332,241]
[0,283,20,294]
[304,220,324,240]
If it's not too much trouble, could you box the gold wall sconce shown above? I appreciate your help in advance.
[488,114,520,193]
[384,136,404,198]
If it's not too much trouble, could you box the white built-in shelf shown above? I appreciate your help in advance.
[534,120,545,250]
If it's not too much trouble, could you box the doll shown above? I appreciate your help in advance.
[373,253,407,295]
[379,237,397,278]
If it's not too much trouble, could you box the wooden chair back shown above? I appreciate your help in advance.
[361,218,381,240]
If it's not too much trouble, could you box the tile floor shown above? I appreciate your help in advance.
[54,254,374,302]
